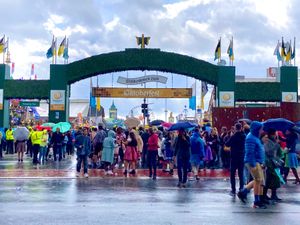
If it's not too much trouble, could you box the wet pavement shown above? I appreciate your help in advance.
[0,155,300,225]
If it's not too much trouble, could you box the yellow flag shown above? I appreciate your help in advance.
[96,97,100,111]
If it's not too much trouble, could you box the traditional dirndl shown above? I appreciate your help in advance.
[286,152,299,168]
[124,146,138,161]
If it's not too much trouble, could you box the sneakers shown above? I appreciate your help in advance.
[253,201,267,209]
[237,190,247,203]
[84,173,89,178]
[107,170,114,175]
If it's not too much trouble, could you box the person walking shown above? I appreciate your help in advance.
[51,128,64,161]
[283,128,300,184]
[102,130,118,175]
[39,130,49,164]
[237,121,266,209]
[75,128,91,178]
[6,127,14,154]
[174,128,191,188]
[92,124,107,168]
[225,123,246,195]
[190,128,205,180]
[147,128,159,180]
[262,128,283,202]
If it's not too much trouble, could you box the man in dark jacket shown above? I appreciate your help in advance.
[75,128,91,178]
[51,128,64,161]
[225,123,246,195]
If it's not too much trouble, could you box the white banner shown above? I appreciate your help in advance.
[219,91,234,107]
[282,92,297,102]
[117,75,168,85]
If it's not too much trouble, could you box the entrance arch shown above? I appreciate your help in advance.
[49,48,235,122]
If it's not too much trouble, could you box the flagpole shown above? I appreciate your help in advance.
[51,35,54,64]
[294,37,296,66]
[55,37,57,64]
[2,35,5,64]
[219,37,221,64]
[277,40,280,68]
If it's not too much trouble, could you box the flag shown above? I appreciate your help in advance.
[285,41,291,62]
[273,41,282,61]
[201,81,208,109]
[90,78,96,108]
[63,38,69,60]
[3,39,8,53]
[58,36,66,57]
[227,38,234,61]
[214,39,221,61]
[46,36,56,58]
[280,37,286,59]
[96,97,101,111]
[31,64,34,76]
[0,35,5,53]
[11,62,15,74]
[291,38,296,60]
[189,82,196,110]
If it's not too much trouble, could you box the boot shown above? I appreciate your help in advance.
[271,189,282,201]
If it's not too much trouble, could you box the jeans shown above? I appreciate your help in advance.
[32,144,40,164]
[230,161,244,192]
[39,146,47,163]
[77,155,88,174]
[6,140,14,154]
[177,157,189,184]
[147,150,158,177]
[53,145,62,161]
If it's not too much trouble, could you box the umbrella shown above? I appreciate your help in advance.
[149,120,164,126]
[41,122,55,127]
[52,122,71,133]
[263,118,295,132]
[13,127,30,141]
[168,121,197,131]
[124,117,140,128]
[237,118,252,125]
[161,122,173,129]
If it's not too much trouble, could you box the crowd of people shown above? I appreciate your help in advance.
[0,121,299,209]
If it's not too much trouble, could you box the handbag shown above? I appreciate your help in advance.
[224,146,231,152]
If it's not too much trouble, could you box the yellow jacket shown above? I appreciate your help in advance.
[31,131,42,145]
[6,129,14,141]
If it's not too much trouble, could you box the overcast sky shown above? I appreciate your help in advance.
[1,0,298,120]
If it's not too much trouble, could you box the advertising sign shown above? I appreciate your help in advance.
[0,89,3,110]
[282,92,297,103]
[92,88,192,98]
[219,91,234,107]
[50,90,65,111]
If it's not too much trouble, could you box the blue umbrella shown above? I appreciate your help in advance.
[295,121,300,127]
[149,120,164,126]
[263,118,294,132]
[168,121,197,131]
[52,122,71,133]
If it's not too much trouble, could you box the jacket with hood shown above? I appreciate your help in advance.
[244,121,265,167]
[190,131,205,158]
[102,130,118,164]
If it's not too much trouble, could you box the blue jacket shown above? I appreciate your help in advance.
[244,121,265,167]
[190,132,205,158]
[75,132,91,156]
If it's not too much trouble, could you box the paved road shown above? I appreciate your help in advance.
[1,178,300,225]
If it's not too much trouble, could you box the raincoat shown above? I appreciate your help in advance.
[102,130,118,164]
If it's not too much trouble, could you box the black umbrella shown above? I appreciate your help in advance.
[149,120,164,126]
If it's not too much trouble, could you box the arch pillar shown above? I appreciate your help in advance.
[0,64,11,128]
[216,66,236,107]
[48,64,69,123]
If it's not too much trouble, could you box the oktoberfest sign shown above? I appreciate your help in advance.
[117,75,168,85]
[92,87,192,98]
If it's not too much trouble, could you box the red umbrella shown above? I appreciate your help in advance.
[161,122,173,128]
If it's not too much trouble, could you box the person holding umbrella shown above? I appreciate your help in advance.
[174,128,191,188]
